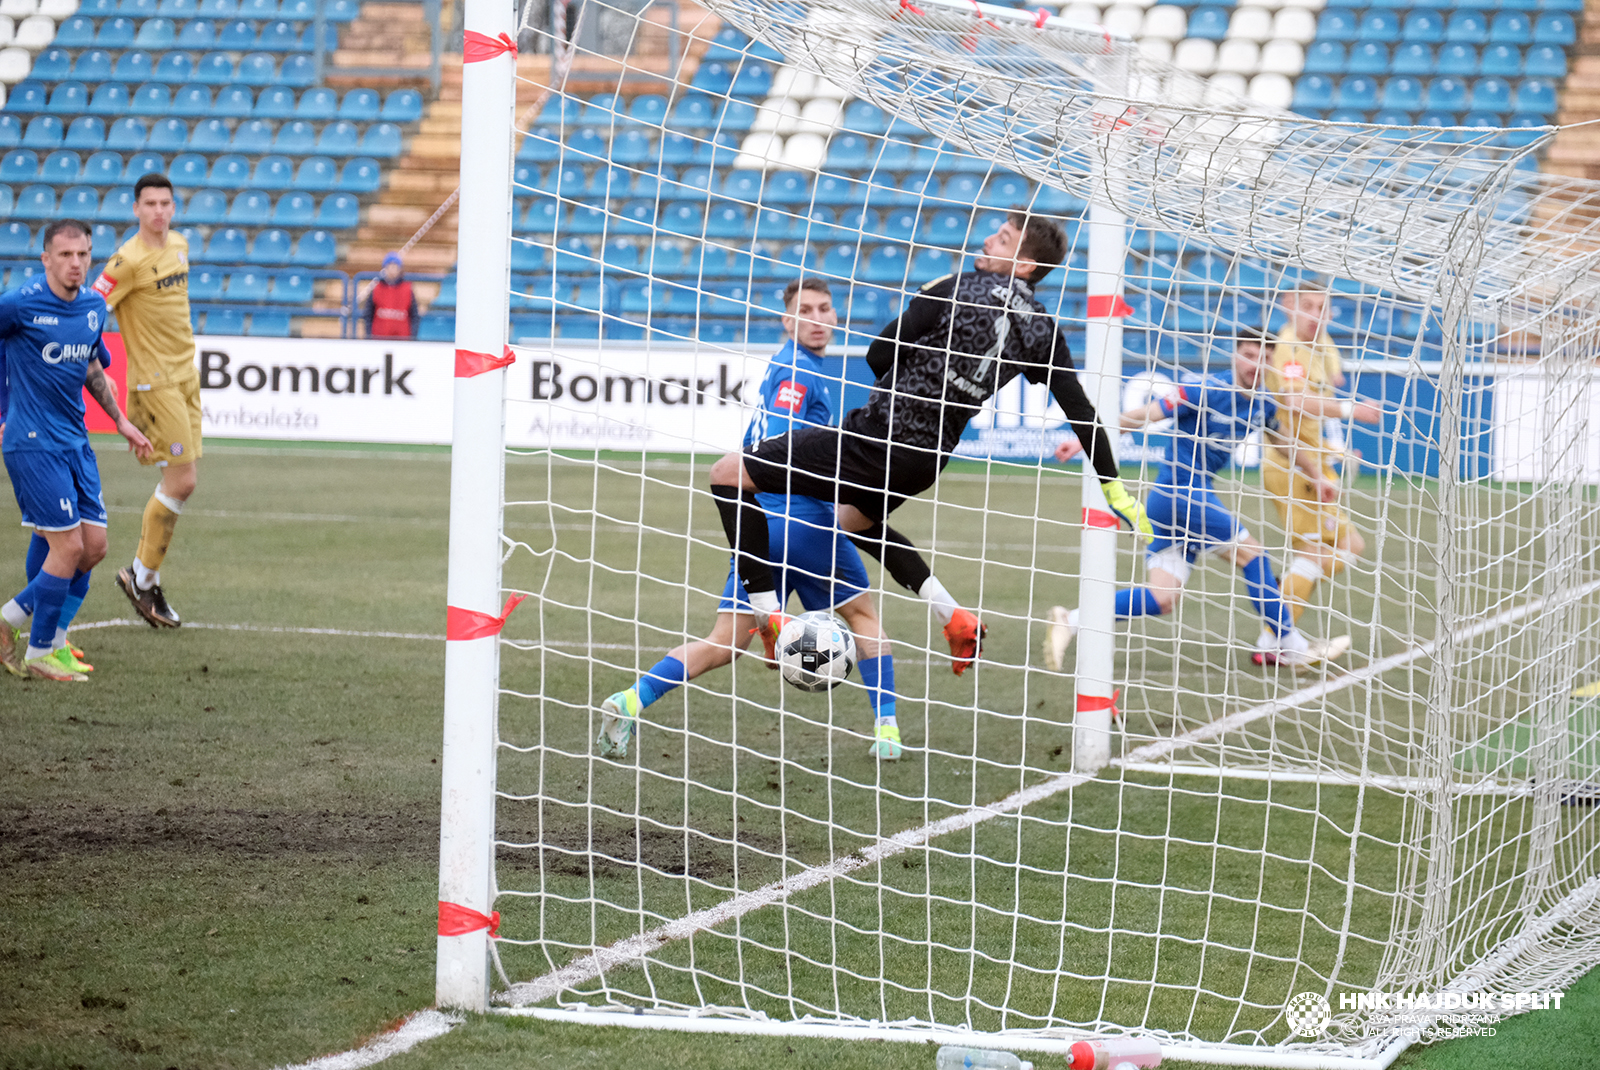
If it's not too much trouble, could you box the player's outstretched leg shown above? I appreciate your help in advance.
[943,609,986,677]
[597,687,644,759]
[1239,554,1349,673]
[597,614,755,759]
[20,572,86,682]
[116,564,180,628]
[1044,588,1164,675]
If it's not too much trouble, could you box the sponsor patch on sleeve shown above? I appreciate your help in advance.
[774,380,807,412]
[91,273,116,297]
[1281,361,1306,380]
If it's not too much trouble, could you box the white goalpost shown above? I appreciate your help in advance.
[436,0,1600,1065]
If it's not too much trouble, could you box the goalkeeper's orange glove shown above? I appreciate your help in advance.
[1104,479,1154,545]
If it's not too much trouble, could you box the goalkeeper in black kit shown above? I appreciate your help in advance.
[706,209,1152,668]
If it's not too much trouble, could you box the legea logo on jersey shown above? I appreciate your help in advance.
[41,342,97,365]
[774,380,807,412]
[87,310,98,332]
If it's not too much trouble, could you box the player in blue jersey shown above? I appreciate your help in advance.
[1045,329,1378,674]
[0,219,154,680]
[597,278,948,761]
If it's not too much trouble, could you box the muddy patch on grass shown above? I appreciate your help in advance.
[499,806,784,885]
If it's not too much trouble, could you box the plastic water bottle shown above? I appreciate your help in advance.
[1066,1037,1163,1070]
[935,1045,1034,1070]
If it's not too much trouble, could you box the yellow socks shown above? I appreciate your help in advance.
[136,486,183,575]
[1284,555,1325,626]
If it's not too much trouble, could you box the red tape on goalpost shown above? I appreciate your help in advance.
[1086,294,1135,318]
[455,346,516,378]
[1076,689,1121,723]
[463,30,517,62]
[1083,507,1120,529]
[438,900,501,937]
[446,594,526,641]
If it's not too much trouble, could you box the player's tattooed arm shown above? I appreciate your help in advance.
[85,359,155,461]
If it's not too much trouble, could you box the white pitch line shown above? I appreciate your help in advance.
[269,1010,462,1070]
[499,578,1600,1008]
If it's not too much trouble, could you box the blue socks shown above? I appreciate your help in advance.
[25,533,48,582]
[1242,555,1293,637]
[56,570,89,644]
[635,656,687,708]
[25,571,70,657]
[1114,587,1164,618]
[859,654,897,726]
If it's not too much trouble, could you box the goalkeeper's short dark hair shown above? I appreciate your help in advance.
[1008,208,1067,284]
[41,219,92,250]
[782,276,832,309]
[1236,326,1276,348]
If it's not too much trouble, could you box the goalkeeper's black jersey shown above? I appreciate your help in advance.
[851,270,1120,482]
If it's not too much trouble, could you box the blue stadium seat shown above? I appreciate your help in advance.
[764,169,811,205]
[98,186,135,220]
[127,0,162,15]
[428,275,457,311]
[1436,44,1479,75]
[105,117,148,151]
[334,156,377,191]
[55,17,98,48]
[97,17,138,47]
[659,200,703,236]
[0,223,31,255]
[298,22,337,51]
[204,308,246,334]
[692,60,734,94]
[41,150,81,183]
[189,118,230,151]
[308,121,356,155]
[170,84,213,116]
[45,81,89,115]
[60,185,99,217]
[153,51,195,81]
[178,18,217,47]
[668,93,716,129]
[0,150,39,183]
[1358,10,1400,40]
[1534,14,1576,45]
[148,118,190,152]
[1402,11,1444,42]
[626,93,666,126]
[205,226,249,261]
[294,86,336,119]
[249,154,293,189]
[1480,44,1523,77]
[652,130,693,166]
[161,0,200,13]
[199,0,239,15]
[704,202,748,239]
[238,53,277,85]
[209,153,251,188]
[168,151,209,185]
[84,82,130,118]
[1335,76,1379,109]
[860,244,909,284]
[273,120,316,153]
[1348,42,1390,74]
[225,268,272,300]
[537,93,582,125]
[1392,43,1435,75]
[590,164,632,198]
[247,228,291,264]
[258,20,297,50]
[23,117,63,151]
[77,0,114,11]
[240,0,279,16]
[28,50,71,82]
[214,85,256,117]
[230,119,274,153]
[84,151,124,184]
[126,84,169,118]
[269,270,314,304]
[325,0,359,22]
[1515,78,1557,114]
[292,229,336,266]
[217,18,254,48]
[5,87,47,123]
[136,17,177,48]
[13,184,57,220]
[1318,10,1359,41]
[565,126,607,160]
[294,155,337,190]
[91,222,120,257]
[1525,45,1567,78]
[358,123,402,157]
[253,84,296,118]
[1292,75,1335,111]
[1490,12,1532,44]
[1381,76,1424,110]
[1426,77,1469,110]
[1446,12,1488,44]
[417,313,453,341]
[268,189,313,225]
[248,311,291,336]
[195,52,235,83]
[510,243,549,272]
[608,128,652,166]
[124,151,164,180]
[729,61,772,96]
[565,203,607,235]
[278,54,315,87]
[113,51,155,81]
[227,189,272,224]
[337,88,379,121]
[313,191,358,229]
[183,187,228,222]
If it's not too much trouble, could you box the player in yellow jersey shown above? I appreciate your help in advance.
[92,173,198,627]
[1254,286,1382,665]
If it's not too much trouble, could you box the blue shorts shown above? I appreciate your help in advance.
[4,444,108,531]
[1145,482,1245,566]
[720,507,871,614]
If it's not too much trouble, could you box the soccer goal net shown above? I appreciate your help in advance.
[437,0,1600,1066]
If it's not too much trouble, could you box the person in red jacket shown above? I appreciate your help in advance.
[363,252,418,338]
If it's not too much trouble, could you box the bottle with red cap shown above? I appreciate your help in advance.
[1065,1037,1162,1070]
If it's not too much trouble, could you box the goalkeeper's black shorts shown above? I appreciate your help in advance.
[744,426,940,521]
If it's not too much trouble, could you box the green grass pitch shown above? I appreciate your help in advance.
[1,436,1594,1069]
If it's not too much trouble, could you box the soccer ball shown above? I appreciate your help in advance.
[776,611,857,693]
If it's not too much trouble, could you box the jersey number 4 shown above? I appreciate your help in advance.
[60,497,74,517]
